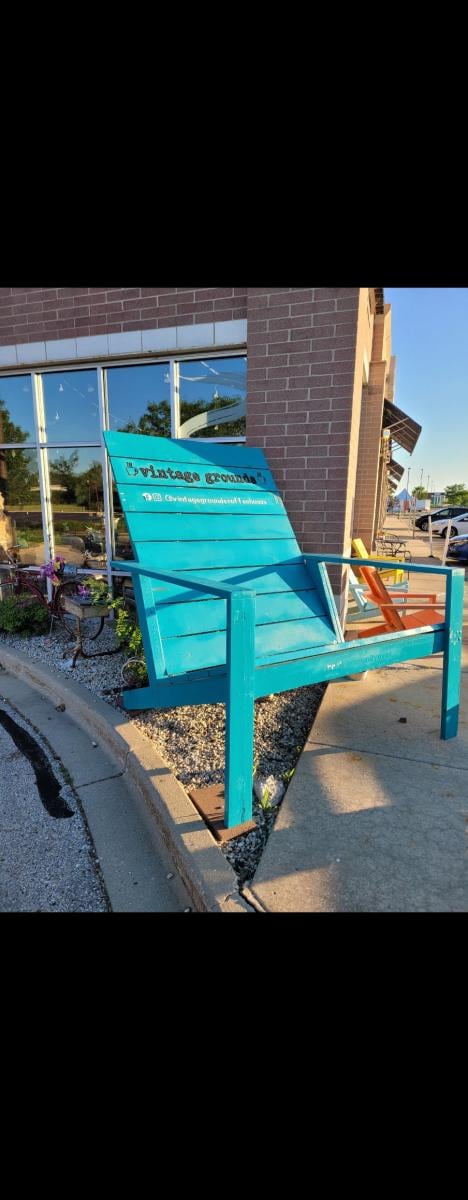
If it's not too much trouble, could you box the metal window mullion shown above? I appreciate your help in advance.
[32,372,54,599]
[170,360,180,438]
[97,366,114,595]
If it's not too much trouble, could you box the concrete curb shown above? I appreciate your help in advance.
[0,645,254,914]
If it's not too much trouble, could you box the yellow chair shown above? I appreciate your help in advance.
[352,537,405,585]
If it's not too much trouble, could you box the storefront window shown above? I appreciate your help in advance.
[42,369,100,443]
[0,376,35,445]
[106,363,170,436]
[47,447,106,569]
[0,347,247,579]
[177,356,246,439]
[0,448,46,564]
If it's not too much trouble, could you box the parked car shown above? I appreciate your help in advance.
[430,511,468,538]
[447,534,468,562]
[414,505,468,531]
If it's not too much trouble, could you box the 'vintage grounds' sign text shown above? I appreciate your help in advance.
[125,461,267,486]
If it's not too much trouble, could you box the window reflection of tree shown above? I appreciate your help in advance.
[50,452,106,562]
[0,401,41,558]
[120,394,245,440]
[0,399,37,511]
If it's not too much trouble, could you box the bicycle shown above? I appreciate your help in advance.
[0,551,104,640]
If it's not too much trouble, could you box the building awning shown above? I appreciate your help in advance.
[382,399,421,454]
[374,287,385,314]
[388,458,405,484]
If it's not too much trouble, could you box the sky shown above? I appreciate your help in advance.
[384,288,468,494]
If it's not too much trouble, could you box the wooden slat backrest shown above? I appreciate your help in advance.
[357,564,405,631]
[104,431,339,675]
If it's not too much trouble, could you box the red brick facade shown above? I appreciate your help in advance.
[0,287,248,346]
[245,286,360,557]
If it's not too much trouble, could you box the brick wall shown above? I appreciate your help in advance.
[245,286,361,561]
[0,288,248,347]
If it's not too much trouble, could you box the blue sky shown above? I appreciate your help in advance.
[384,288,468,493]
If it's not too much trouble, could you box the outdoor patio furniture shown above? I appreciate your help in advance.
[104,431,465,832]
[61,594,111,667]
[354,564,444,637]
[375,531,412,560]
[352,537,407,584]
[346,567,409,623]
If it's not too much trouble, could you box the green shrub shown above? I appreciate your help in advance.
[109,596,144,656]
[0,595,50,636]
[85,576,112,606]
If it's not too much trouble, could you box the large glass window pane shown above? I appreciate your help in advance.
[0,375,34,445]
[0,448,47,565]
[178,355,246,439]
[106,363,171,435]
[42,369,100,443]
[47,448,106,568]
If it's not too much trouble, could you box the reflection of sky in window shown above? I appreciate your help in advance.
[107,364,170,430]
[0,376,34,443]
[179,357,246,407]
[43,370,100,442]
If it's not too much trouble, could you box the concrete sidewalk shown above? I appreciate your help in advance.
[0,670,192,912]
[245,549,468,913]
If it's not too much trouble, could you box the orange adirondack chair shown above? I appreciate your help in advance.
[356,565,444,638]
[351,537,406,585]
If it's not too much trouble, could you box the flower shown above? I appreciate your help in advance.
[40,556,66,581]
[77,584,91,599]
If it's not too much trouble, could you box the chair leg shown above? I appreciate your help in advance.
[441,571,464,739]
[122,686,156,711]
[225,592,255,828]
[225,693,255,828]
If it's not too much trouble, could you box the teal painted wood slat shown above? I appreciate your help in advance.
[104,431,270,471]
[111,459,279,494]
[304,557,344,643]
[127,539,301,571]
[125,511,294,543]
[441,568,464,738]
[162,613,338,675]
[131,572,166,685]
[304,552,456,578]
[225,590,256,826]
[116,484,286,516]
[142,563,317,604]
[155,589,325,639]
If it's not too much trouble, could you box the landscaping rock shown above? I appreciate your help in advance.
[0,624,326,887]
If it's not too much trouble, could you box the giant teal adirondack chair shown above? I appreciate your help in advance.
[104,432,465,830]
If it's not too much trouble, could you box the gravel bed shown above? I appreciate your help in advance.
[0,622,325,887]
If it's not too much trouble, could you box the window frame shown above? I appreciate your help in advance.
[0,347,247,589]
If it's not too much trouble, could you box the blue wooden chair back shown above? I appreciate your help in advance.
[104,431,342,683]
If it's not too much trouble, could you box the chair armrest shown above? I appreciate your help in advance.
[362,590,439,603]
[304,553,463,579]
[110,560,256,601]
[377,602,444,610]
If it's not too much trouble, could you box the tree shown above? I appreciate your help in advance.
[122,400,171,438]
[120,394,245,440]
[74,461,104,510]
[444,484,468,505]
[49,451,80,504]
[0,399,38,507]
[412,485,427,500]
